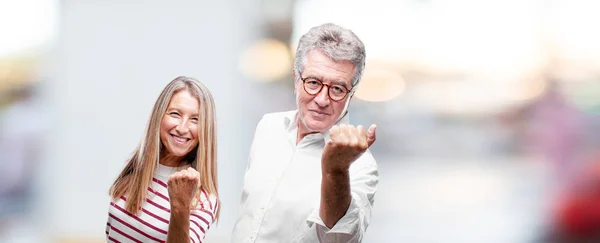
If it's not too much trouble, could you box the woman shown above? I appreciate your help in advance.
[106,76,220,243]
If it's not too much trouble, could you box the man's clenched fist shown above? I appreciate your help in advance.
[322,124,376,173]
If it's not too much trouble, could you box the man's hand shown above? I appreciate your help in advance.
[322,124,377,173]
[167,167,201,211]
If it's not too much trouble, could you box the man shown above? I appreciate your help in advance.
[233,23,378,242]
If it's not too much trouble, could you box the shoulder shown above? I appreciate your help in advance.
[199,189,219,212]
[258,110,295,126]
[194,189,219,223]
[254,110,296,134]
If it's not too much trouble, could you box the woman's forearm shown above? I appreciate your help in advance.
[166,207,190,243]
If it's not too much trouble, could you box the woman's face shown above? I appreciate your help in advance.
[160,90,200,159]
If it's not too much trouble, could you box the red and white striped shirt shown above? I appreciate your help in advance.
[106,164,218,243]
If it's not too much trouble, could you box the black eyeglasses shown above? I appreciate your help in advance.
[300,77,352,101]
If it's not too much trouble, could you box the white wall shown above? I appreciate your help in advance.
[40,0,260,241]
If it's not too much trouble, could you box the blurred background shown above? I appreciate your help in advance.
[1,0,600,242]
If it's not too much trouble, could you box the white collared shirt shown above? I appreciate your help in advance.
[232,110,379,243]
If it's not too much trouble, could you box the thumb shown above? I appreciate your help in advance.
[367,124,377,147]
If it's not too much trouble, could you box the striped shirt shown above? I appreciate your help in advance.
[106,164,218,243]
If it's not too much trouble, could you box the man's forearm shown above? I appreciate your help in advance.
[166,207,190,243]
[319,170,351,228]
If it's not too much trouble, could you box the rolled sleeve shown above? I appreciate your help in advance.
[306,196,364,242]
[303,152,378,243]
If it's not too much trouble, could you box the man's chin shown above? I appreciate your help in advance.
[305,121,332,133]
[300,115,332,132]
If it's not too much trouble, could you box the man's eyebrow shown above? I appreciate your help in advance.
[330,80,349,88]
[304,75,350,88]
[303,75,322,80]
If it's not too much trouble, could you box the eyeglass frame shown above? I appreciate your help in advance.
[299,76,354,101]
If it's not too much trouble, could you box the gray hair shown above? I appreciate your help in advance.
[293,23,366,90]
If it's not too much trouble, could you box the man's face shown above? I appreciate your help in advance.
[295,50,355,133]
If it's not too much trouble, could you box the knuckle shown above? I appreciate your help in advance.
[331,141,342,148]
[360,142,368,150]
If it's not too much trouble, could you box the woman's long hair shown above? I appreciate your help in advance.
[109,76,220,221]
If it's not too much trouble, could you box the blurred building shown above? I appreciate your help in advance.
[0,0,599,242]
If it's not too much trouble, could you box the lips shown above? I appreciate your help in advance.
[170,134,190,145]
[308,109,330,116]
[308,109,330,119]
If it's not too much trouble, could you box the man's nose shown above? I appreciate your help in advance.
[313,85,331,107]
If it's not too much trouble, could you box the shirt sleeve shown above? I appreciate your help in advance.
[189,192,219,243]
[105,214,110,241]
[303,151,379,243]
[239,114,268,208]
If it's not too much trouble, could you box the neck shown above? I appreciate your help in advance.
[295,110,349,144]
[296,117,320,144]
[160,152,184,167]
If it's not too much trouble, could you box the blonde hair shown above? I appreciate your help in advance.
[109,76,220,221]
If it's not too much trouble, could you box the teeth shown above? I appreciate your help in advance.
[173,135,188,143]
